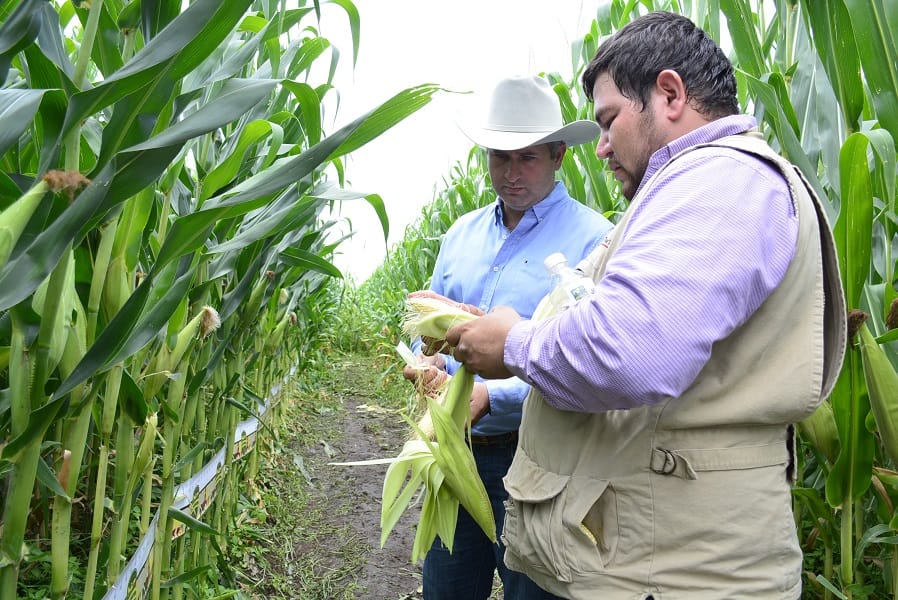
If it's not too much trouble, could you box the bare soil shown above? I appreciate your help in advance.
[243,353,425,599]
[299,393,424,599]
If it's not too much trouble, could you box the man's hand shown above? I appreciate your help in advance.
[470,382,490,425]
[446,306,523,379]
[402,367,451,398]
[401,353,445,381]
[408,290,485,356]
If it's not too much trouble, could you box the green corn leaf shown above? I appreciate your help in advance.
[160,565,213,588]
[167,507,220,536]
[0,0,44,83]
[801,0,864,130]
[281,81,323,146]
[277,248,343,279]
[859,323,898,468]
[0,90,56,158]
[834,133,874,307]
[35,455,68,500]
[57,0,255,147]
[826,352,877,508]
[200,119,282,202]
[843,0,898,145]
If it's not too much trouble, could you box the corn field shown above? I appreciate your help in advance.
[0,0,436,598]
[2,0,898,598]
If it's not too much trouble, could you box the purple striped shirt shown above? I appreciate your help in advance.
[504,115,799,412]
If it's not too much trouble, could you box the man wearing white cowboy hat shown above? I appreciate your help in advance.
[402,75,613,599]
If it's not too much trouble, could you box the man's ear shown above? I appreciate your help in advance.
[656,69,687,120]
[553,142,567,169]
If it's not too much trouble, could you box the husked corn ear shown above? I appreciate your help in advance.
[414,409,436,441]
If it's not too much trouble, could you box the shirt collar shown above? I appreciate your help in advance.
[639,114,757,196]
[494,181,568,226]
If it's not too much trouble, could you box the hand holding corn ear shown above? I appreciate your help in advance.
[333,295,497,563]
[402,352,447,398]
[405,365,450,399]
[408,290,485,356]
[445,305,523,379]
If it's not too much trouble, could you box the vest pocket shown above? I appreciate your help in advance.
[502,450,617,581]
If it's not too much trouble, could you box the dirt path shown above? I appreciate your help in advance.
[244,352,425,599]
[300,393,424,599]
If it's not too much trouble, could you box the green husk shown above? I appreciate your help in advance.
[334,296,495,562]
[859,323,898,468]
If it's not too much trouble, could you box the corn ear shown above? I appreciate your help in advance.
[797,400,840,465]
[0,179,49,269]
[859,323,898,468]
[123,413,158,507]
[333,297,494,562]
[401,296,478,340]
[411,374,451,441]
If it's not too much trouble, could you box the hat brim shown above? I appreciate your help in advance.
[458,119,600,151]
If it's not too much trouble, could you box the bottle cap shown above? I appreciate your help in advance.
[543,252,568,272]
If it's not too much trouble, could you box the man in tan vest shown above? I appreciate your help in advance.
[434,10,847,600]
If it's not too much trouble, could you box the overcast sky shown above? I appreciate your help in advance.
[318,0,602,281]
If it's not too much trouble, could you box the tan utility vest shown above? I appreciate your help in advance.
[501,132,846,599]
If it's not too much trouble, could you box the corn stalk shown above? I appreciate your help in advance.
[0,0,438,596]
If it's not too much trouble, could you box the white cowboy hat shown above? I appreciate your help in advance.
[457,75,600,151]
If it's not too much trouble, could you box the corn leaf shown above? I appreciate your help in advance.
[859,323,898,468]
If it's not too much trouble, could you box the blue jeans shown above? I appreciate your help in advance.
[422,439,563,600]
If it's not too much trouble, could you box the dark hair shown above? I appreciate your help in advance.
[547,141,565,160]
[582,11,738,119]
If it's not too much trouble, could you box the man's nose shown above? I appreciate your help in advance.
[504,160,520,180]
[595,132,612,159]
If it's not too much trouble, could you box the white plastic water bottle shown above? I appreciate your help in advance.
[544,252,596,312]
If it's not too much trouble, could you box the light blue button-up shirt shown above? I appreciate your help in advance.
[415,181,613,435]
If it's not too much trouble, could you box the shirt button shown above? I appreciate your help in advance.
[493,266,500,272]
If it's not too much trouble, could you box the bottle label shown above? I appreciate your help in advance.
[568,284,591,302]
